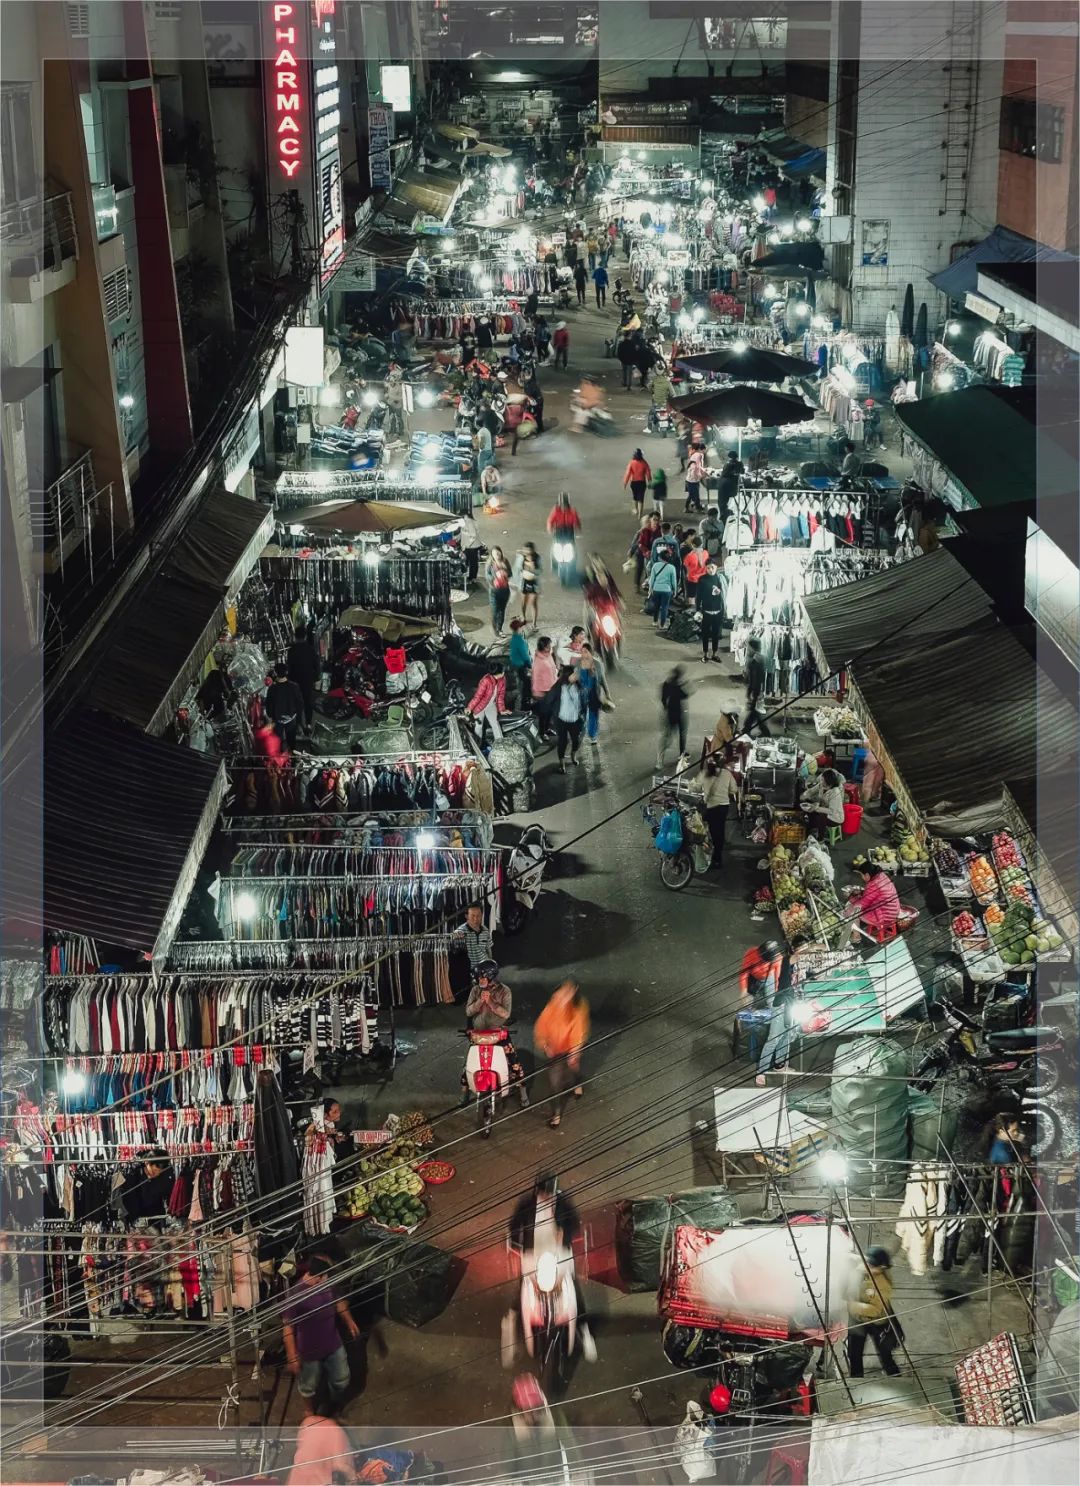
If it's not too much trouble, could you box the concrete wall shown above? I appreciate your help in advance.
[996,0,1079,252]
[836,0,1004,332]
[598,1,711,97]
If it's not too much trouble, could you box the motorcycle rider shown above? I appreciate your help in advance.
[582,554,624,656]
[509,1173,581,1268]
[510,1175,596,1383]
[547,492,582,584]
[465,960,529,1107]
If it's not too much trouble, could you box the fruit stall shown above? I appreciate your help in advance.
[767,841,851,952]
[337,1111,453,1234]
[945,828,1069,980]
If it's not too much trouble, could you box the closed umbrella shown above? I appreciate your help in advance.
[287,499,455,536]
[914,302,929,350]
[900,284,915,339]
[674,346,818,381]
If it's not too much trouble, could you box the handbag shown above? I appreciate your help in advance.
[621,557,636,573]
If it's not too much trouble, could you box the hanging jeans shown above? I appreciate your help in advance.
[758,998,794,1075]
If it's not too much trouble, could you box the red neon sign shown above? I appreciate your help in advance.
[270,2,303,179]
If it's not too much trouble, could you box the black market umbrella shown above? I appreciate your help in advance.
[287,499,454,536]
[900,284,915,338]
[913,301,929,350]
[800,460,839,478]
[752,241,825,272]
[674,346,818,381]
[669,385,816,430]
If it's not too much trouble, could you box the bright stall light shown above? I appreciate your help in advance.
[502,166,516,188]
[677,311,692,329]
[443,237,456,253]
[313,469,333,486]
[416,466,438,487]
[721,425,738,441]
[363,549,381,566]
[692,306,706,322]
[937,371,956,390]
[665,232,683,248]
[362,390,379,407]
[818,1150,849,1185]
[946,320,960,336]
[470,259,483,276]
[288,523,304,536]
[421,439,441,461]
[235,891,258,922]
[731,339,748,353]
[768,233,780,245]
[701,179,714,193]
[812,315,828,329]
[796,301,811,318]
[62,1070,87,1096]
[319,384,341,406]
[494,69,527,82]
[478,275,493,290]
[780,222,794,238]
[417,388,436,408]
[797,216,812,232]
[753,194,766,212]
[118,393,135,410]
[416,831,436,849]
[763,283,779,300]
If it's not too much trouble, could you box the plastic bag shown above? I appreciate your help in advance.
[655,808,684,855]
[675,1402,716,1482]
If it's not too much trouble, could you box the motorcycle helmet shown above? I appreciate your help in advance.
[473,958,499,982]
[865,1246,892,1269]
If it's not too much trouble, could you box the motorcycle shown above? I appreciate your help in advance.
[570,392,615,436]
[551,531,578,587]
[519,1246,593,1398]
[503,824,550,934]
[587,597,622,664]
[912,999,1064,1096]
[461,1026,515,1137]
[642,786,712,891]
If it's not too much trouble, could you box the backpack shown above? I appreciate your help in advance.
[655,808,683,855]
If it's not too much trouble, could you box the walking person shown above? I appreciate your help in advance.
[282,1254,361,1414]
[743,635,771,736]
[684,443,706,512]
[287,624,320,733]
[486,545,512,635]
[586,229,600,271]
[552,664,585,772]
[592,260,609,307]
[700,747,739,869]
[683,537,708,609]
[623,447,652,517]
[847,1248,902,1378]
[460,510,484,588]
[649,466,668,520]
[617,332,635,390]
[544,247,559,293]
[674,415,690,473]
[523,367,545,435]
[552,321,569,369]
[530,635,559,736]
[573,259,587,306]
[534,980,590,1128]
[265,663,305,751]
[513,542,543,630]
[577,642,609,745]
[656,664,690,772]
[630,511,661,589]
[647,543,678,631]
[383,367,406,440]
[717,450,744,518]
[696,557,727,662]
[506,619,532,711]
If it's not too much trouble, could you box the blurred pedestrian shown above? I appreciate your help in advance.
[623,447,652,518]
[552,664,585,772]
[847,1248,902,1378]
[513,542,543,629]
[657,664,690,771]
[534,980,590,1127]
[553,321,570,369]
[577,642,609,744]
[486,545,512,634]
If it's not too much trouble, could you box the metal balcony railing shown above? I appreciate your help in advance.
[27,447,115,582]
[1,190,79,275]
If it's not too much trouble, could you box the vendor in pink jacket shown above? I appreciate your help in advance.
[849,861,900,941]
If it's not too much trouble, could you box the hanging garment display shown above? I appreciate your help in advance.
[259,552,455,626]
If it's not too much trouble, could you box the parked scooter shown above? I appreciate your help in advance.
[912,999,1064,1095]
[503,824,550,934]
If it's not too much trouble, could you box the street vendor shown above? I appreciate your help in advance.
[847,861,900,941]
[800,767,845,837]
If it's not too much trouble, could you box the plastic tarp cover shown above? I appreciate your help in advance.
[659,1222,860,1339]
[928,222,1074,300]
[168,488,273,598]
[614,1188,740,1292]
[809,1416,1080,1485]
[831,1038,909,1194]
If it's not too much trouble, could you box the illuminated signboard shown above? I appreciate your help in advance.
[268,1,305,180]
[380,64,412,113]
[312,0,343,283]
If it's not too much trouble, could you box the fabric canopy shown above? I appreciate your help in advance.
[434,121,479,141]
[86,575,226,734]
[168,488,273,599]
[288,499,454,535]
[675,346,818,381]
[669,385,815,428]
[802,548,1079,833]
[757,132,827,179]
[809,1416,1079,1486]
[7,710,226,960]
[895,385,1076,507]
[929,223,1074,299]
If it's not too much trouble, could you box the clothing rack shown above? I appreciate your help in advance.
[220,808,494,848]
[272,472,471,517]
[258,550,454,625]
[229,751,493,817]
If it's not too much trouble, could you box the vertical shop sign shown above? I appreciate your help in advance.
[369,104,392,191]
[266,1,306,181]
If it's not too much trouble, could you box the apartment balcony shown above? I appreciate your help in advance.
[1,191,79,302]
[28,447,115,581]
[164,162,205,261]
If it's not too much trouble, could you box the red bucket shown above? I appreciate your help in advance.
[842,801,863,837]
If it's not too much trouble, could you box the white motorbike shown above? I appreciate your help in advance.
[519,1247,595,1397]
[503,824,550,935]
[461,1027,514,1137]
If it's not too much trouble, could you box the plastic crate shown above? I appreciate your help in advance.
[770,812,808,847]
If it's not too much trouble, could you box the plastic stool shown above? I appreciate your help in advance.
[826,824,843,847]
[867,919,898,944]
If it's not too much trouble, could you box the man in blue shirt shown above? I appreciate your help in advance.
[592,262,609,308]
[507,618,532,711]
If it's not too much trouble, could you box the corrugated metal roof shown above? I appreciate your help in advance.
[803,549,1079,833]
[168,489,273,599]
[4,710,225,957]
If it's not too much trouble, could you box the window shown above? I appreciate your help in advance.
[102,265,130,322]
[154,2,183,17]
[1,85,36,209]
[1000,96,1065,164]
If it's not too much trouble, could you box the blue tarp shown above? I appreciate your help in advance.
[785,147,826,178]
[930,224,1074,300]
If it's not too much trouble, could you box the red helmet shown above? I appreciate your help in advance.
[709,1383,733,1414]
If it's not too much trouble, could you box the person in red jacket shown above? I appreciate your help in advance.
[629,511,661,589]
[547,492,582,537]
[739,940,783,1003]
[623,447,652,519]
[552,321,570,370]
[848,862,900,941]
